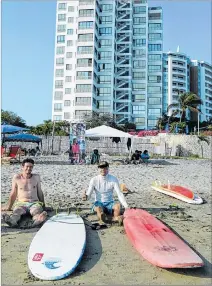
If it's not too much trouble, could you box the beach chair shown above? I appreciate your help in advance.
[1,145,21,163]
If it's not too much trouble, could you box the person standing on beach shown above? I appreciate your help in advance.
[82,161,129,225]
[1,158,47,228]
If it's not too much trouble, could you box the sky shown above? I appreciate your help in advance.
[2,0,212,126]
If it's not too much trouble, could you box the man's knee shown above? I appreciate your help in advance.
[13,207,26,216]
[30,206,43,216]
[94,206,103,213]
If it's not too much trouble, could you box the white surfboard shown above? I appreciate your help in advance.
[28,213,86,280]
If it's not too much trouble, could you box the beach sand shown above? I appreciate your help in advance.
[1,157,212,285]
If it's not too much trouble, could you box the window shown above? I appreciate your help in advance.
[99,27,112,35]
[134,117,145,124]
[98,87,111,95]
[78,21,94,29]
[54,115,62,121]
[75,110,91,117]
[148,65,161,72]
[58,3,66,10]
[133,72,146,79]
[148,119,157,126]
[57,35,65,43]
[101,4,113,12]
[149,13,161,20]
[75,97,91,105]
[57,25,66,32]
[58,14,66,21]
[148,108,161,115]
[64,112,71,119]
[78,33,93,42]
[133,39,146,47]
[56,57,64,65]
[148,44,162,51]
[133,105,145,115]
[64,100,71,106]
[67,40,73,46]
[148,23,162,30]
[55,80,63,88]
[99,75,111,83]
[79,9,94,17]
[68,6,75,12]
[56,46,65,54]
[98,100,111,107]
[148,98,161,105]
[134,94,145,101]
[54,91,63,100]
[68,17,74,23]
[133,83,146,90]
[148,86,161,93]
[148,75,161,82]
[148,33,162,40]
[148,54,161,61]
[133,28,146,35]
[54,103,62,111]
[100,15,112,24]
[133,60,146,68]
[133,49,146,57]
[77,58,92,67]
[98,63,111,71]
[65,76,72,82]
[65,88,71,94]
[77,46,93,54]
[77,71,92,80]
[67,29,74,35]
[99,51,112,59]
[134,6,146,13]
[76,84,92,92]
[99,39,112,47]
[66,52,72,58]
[55,69,64,77]
[66,64,72,70]
[133,17,146,24]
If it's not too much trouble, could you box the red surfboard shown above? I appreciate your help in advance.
[124,209,204,268]
[162,185,194,199]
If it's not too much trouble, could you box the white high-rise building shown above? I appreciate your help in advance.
[52,0,163,130]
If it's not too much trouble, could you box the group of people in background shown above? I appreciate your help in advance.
[130,149,150,164]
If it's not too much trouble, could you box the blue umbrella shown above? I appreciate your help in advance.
[4,133,42,143]
[1,124,29,134]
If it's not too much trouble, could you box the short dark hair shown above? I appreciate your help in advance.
[98,161,109,168]
[22,158,35,166]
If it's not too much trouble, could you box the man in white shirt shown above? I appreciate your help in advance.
[82,161,129,225]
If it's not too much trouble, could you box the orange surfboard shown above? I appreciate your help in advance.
[124,209,204,268]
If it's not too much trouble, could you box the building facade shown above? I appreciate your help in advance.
[52,0,163,129]
[190,60,212,122]
[162,50,190,116]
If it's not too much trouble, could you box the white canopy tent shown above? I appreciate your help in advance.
[85,125,133,138]
[85,125,134,158]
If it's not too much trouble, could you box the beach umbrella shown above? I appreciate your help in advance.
[1,124,29,134]
[4,133,42,144]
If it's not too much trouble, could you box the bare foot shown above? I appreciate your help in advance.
[32,211,47,227]
[2,213,18,228]
[112,215,123,226]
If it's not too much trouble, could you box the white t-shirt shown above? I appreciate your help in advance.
[86,174,128,208]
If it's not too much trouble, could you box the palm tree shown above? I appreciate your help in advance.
[167,92,202,122]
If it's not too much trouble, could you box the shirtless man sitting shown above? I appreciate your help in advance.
[82,161,129,225]
[1,158,47,228]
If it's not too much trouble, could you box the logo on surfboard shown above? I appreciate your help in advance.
[32,253,44,261]
[43,258,62,270]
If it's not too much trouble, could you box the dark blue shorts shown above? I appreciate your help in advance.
[91,201,115,215]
